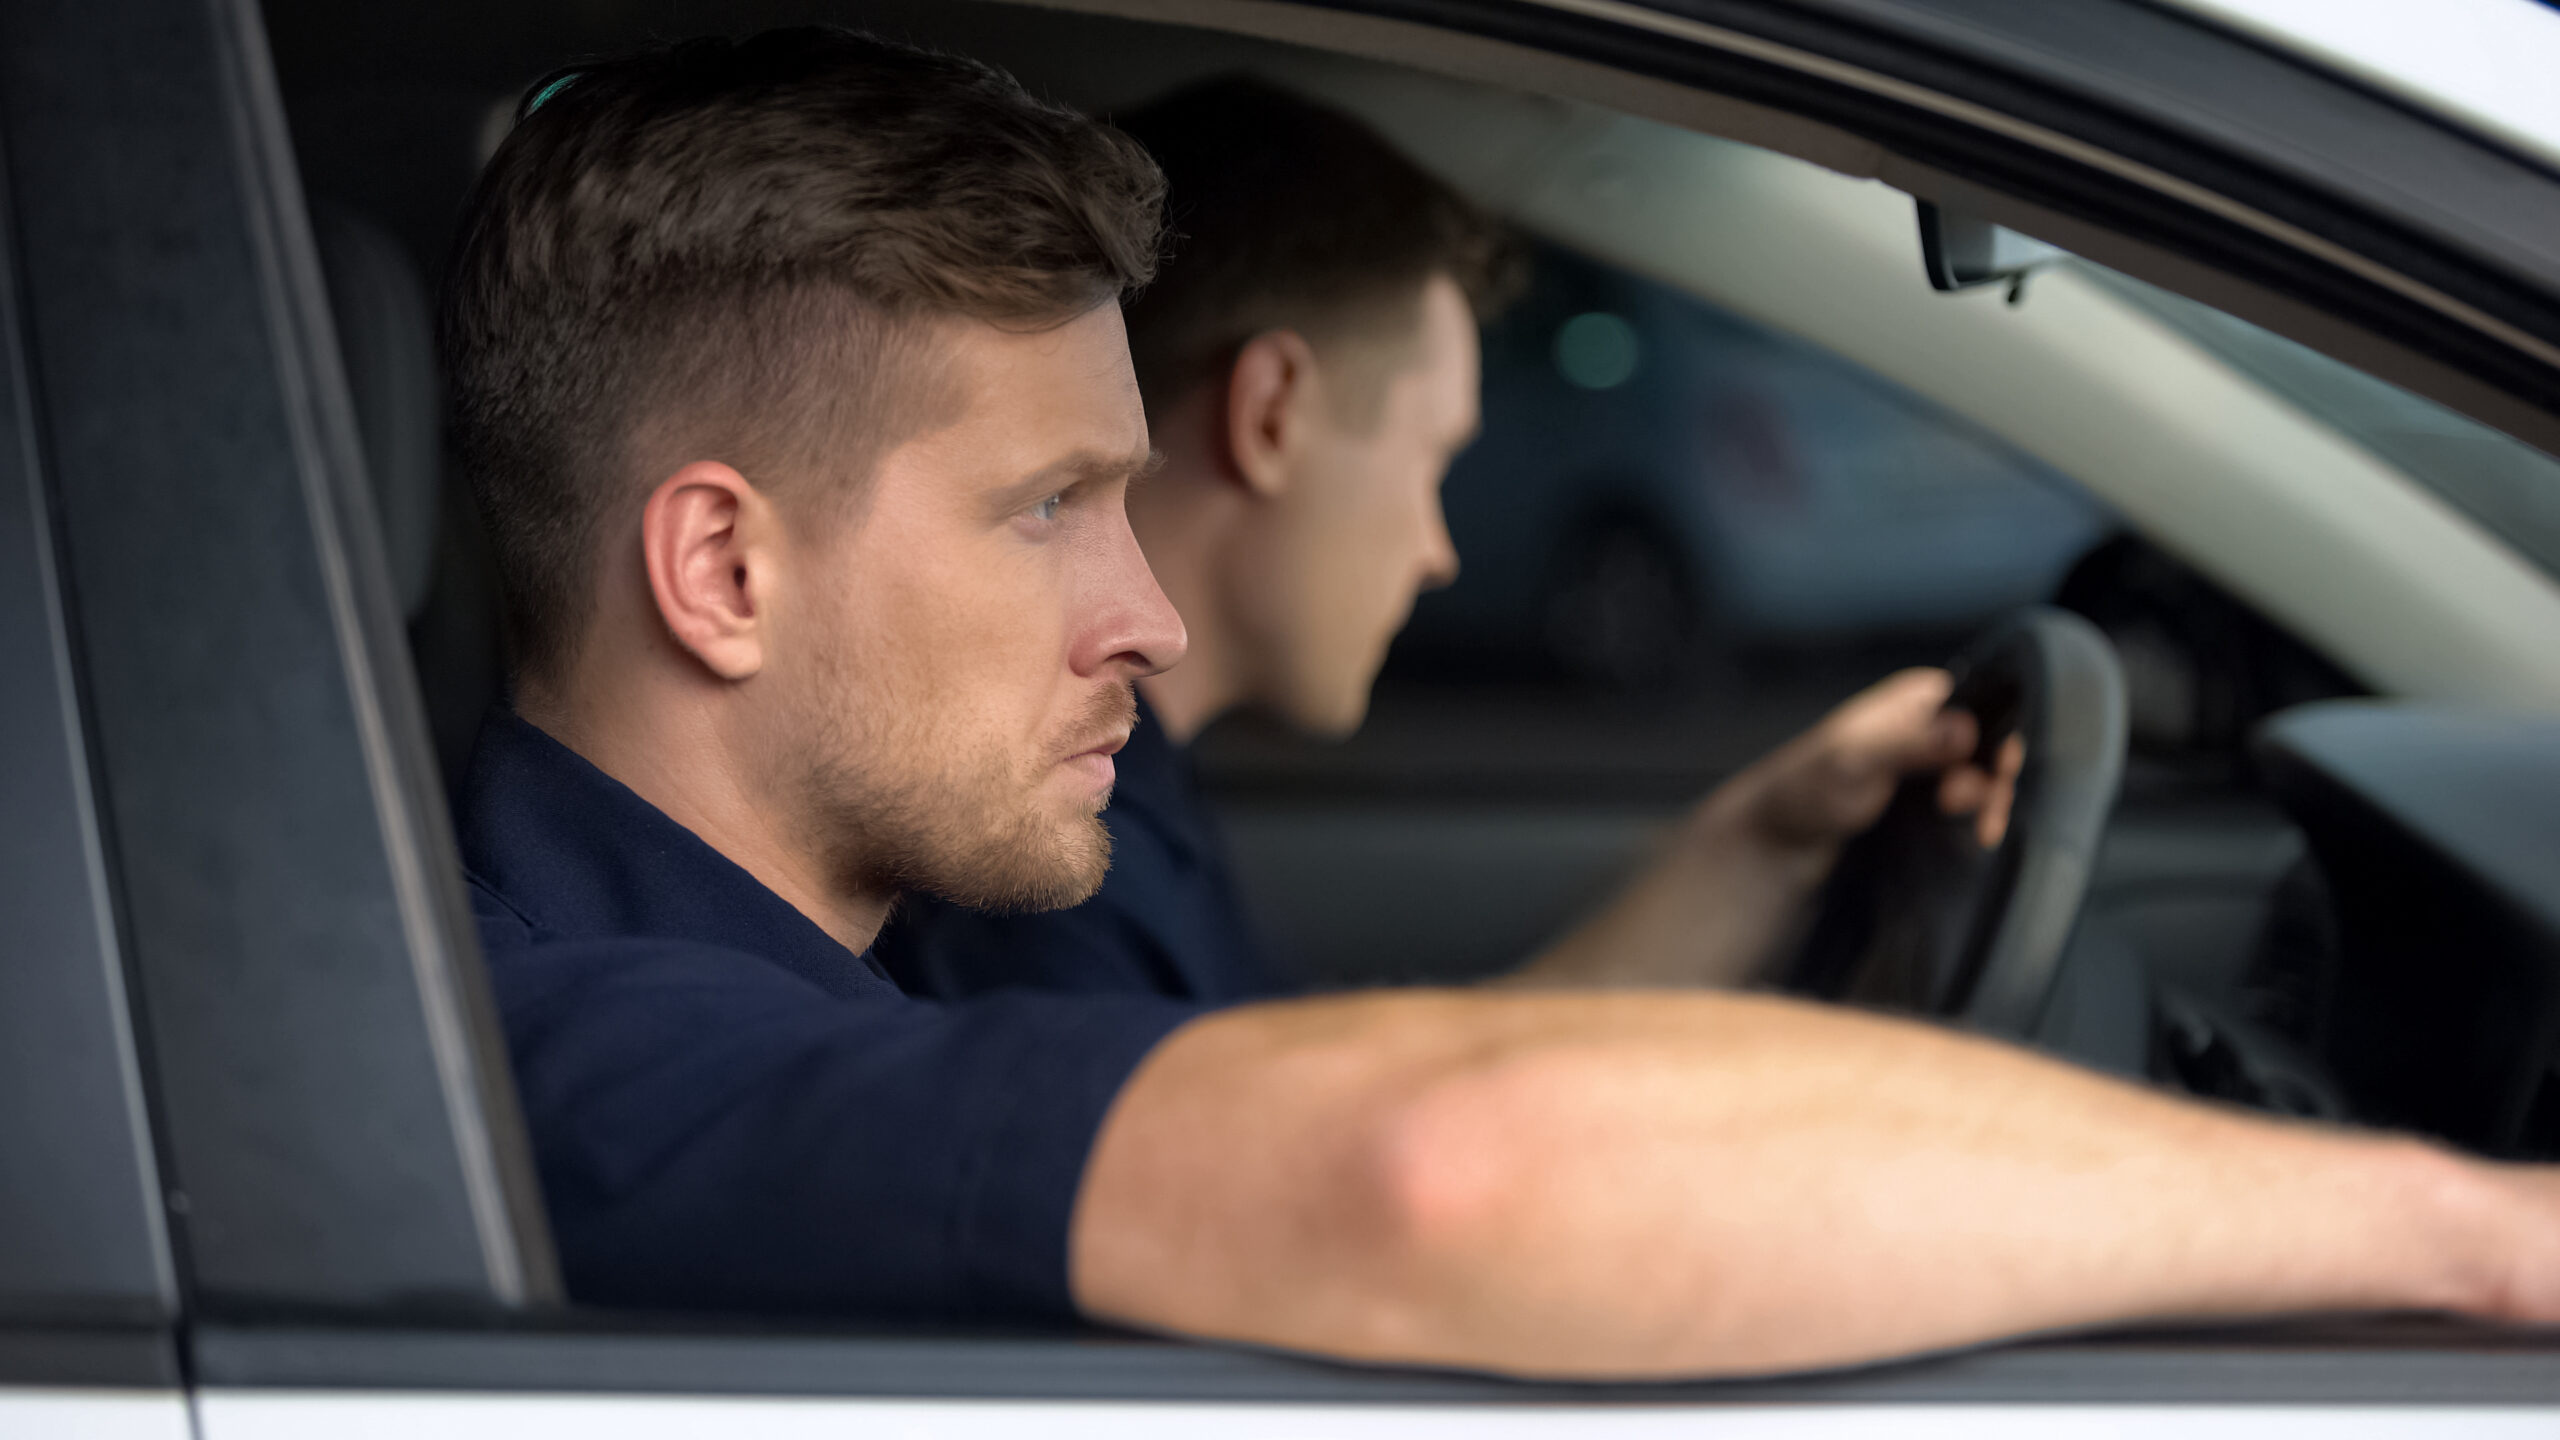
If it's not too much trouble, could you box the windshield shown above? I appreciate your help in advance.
[2087,266,2560,580]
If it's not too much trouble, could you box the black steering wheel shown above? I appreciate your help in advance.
[1783,607,2128,1037]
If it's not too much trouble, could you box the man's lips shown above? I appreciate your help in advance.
[1060,730,1129,789]
[1066,729,1129,764]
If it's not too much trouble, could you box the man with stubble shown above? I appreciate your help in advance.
[447,29,2560,1378]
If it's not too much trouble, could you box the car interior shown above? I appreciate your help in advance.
[265,0,2560,1244]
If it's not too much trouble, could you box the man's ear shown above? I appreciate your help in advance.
[640,460,773,681]
[1223,329,1320,501]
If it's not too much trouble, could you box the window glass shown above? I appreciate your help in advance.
[2086,267,2560,580]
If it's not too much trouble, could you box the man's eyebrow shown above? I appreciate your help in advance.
[991,446,1160,511]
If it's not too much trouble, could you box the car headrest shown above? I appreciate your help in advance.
[310,203,439,620]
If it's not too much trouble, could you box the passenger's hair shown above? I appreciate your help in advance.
[1114,77,1520,422]
[442,28,1164,679]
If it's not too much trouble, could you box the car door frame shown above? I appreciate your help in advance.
[0,69,187,1440]
[11,0,2560,1428]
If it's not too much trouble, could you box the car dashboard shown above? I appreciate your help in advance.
[2256,703,2560,1159]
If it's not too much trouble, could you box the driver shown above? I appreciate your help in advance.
[448,28,2560,1375]
[874,77,2017,1004]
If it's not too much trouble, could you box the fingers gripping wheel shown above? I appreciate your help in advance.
[1786,607,2128,1036]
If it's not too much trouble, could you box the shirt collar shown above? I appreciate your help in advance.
[454,710,887,1000]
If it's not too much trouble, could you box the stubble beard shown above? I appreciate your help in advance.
[791,650,1131,915]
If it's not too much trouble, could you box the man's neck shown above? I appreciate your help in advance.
[516,673,897,955]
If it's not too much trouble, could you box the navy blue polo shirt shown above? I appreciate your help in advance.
[456,710,1202,1319]
[877,694,1293,1005]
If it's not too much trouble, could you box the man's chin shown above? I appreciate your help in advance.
[1285,688,1370,742]
[910,812,1113,915]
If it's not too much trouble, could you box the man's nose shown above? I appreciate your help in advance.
[1078,520,1188,679]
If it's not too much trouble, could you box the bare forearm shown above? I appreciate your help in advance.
[1365,995,2505,1376]
[1073,989,2545,1379]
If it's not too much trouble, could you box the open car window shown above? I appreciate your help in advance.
[9,0,2551,1426]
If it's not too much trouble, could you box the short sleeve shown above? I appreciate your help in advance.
[486,930,1200,1320]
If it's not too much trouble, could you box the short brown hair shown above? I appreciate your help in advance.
[442,28,1164,679]
[1114,78,1519,419]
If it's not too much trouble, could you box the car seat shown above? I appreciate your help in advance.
[309,201,504,784]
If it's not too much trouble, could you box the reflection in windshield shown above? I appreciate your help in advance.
[2087,267,2560,579]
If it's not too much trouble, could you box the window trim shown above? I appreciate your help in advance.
[186,1320,2560,1406]
[0,1330,185,1391]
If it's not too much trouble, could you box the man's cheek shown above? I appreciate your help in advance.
[905,551,1022,652]
[949,595,1064,737]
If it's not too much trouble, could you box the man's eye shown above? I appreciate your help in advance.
[1027,492,1064,522]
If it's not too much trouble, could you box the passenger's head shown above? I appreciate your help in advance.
[1116,79,1516,737]
[443,29,1182,912]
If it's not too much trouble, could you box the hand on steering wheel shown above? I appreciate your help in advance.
[1738,667,2026,858]
[1782,607,2128,1037]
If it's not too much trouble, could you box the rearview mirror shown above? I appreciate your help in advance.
[1918,200,2069,298]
